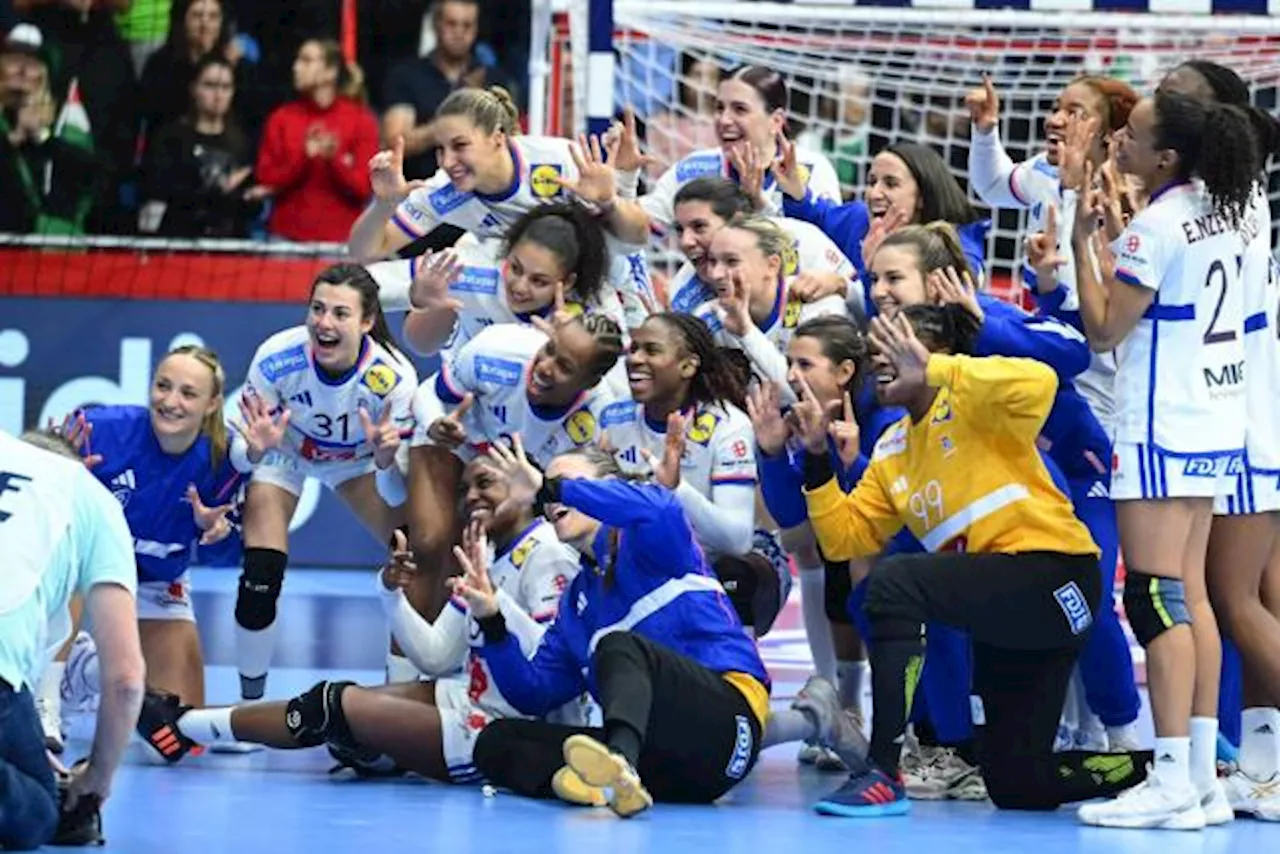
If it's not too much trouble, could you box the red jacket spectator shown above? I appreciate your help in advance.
[256,39,378,242]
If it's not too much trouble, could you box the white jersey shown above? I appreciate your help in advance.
[240,327,418,468]
[967,131,1117,432]
[368,236,629,355]
[1240,189,1280,471]
[641,144,842,235]
[599,399,757,557]
[411,324,617,466]
[1109,182,1246,456]
[667,216,859,316]
[0,432,136,690]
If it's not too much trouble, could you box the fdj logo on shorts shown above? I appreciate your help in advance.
[725,714,754,780]
[1053,581,1093,636]
[1182,454,1243,478]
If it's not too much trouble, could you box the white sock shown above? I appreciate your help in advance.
[38,662,64,717]
[763,708,818,748]
[385,653,420,684]
[1239,707,1280,781]
[798,566,836,683]
[837,659,868,712]
[178,707,237,745]
[235,623,278,698]
[1189,717,1218,794]
[1106,722,1141,752]
[1152,736,1192,790]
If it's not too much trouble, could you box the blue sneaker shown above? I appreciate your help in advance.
[813,766,910,817]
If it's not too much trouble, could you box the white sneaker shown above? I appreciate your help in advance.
[1199,779,1234,826]
[904,748,987,801]
[61,631,100,713]
[1078,771,1205,830]
[1222,769,1280,821]
[797,741,823,765]
[902,745,944,798]
[1106,723,1142,753]
[35,694,64,754]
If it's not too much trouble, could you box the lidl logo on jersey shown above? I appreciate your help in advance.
[511,537,536,568]
[931,395,953,424]
[361,362,401,397]
[529,164,563,198]
[782,296,802,329]
[474,356,522,387]
[782,241,799,276]
[565,410,596,446]
[685,411,721,446]
[259,345,308,382]
[452,266,499,295]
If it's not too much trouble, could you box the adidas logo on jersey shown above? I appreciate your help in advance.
[290,391,313,407]
[480,213,501,231]
[619,446,639,465]
[1086,481,1109,499]
[110,469,136,490]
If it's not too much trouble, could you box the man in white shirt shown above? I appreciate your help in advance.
[0,429,144,850]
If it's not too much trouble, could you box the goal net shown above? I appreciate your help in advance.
[547,1,1280,291]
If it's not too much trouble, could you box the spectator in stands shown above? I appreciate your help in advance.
[14,0,136,232]
[0,56,103,234]
[794,64,871,198]
[138,0,262,147]
[382,0,515,180]
[138,53,264,237]
[1,22,45,111]
[254,38,378,243]
[643,53,722,181]
[116,0,172,76]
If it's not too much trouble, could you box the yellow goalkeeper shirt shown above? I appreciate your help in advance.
[804,354,1100,561]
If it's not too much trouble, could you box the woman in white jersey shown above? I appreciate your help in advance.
[697,214,849,398]
[1070,91,1263,830]
[134,457,594,790]
[369,202,624,357]
[347,86,656,321]
[229,264,417,702]
[401,314,624,623]
[1157,59,1280,822]
[599,311,792,637]
[666,177,861,318]
[638,65,841,234]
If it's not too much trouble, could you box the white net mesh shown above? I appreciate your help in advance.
[555,1,1280,288]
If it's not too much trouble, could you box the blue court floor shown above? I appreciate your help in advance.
[60,567,1275,853]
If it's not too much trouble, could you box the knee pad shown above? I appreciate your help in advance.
[824,558,853,625]
[285,680,355,748]
[716,555,785,635]
[235,548,287,631]
[1123,571,1191,647]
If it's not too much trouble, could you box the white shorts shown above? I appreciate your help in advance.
[434,677,491,784]
[136,573,195,622]
[1111,442,1243,502]
[1213,461,1280,516]
[250,451,375,497]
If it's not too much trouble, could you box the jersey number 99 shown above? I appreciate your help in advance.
[908,479,944,531]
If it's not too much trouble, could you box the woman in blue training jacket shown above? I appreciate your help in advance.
[455,439,776,819]
[770,137,990,312]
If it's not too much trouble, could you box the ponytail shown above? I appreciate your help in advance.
[164,345,229,471]
[312,39,368,105]
[503,202,609,306]
[878,221,974,284]
[1153,91,1261,226]
[647,312,749,412]
[437,86,521,136]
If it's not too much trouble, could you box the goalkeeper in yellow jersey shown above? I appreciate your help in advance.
[796,304,1151,818]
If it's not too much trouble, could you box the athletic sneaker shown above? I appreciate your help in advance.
[135,689,203,763]
[61,631,99,714]
[903,748,988,801]
[813,766,910,817]
[1106,723,1142,753]
[552,766,609,807]
[562,734,652,818]
[1077,769,1205,830]
[52,763,104,847]
[798,742,823,765]
[1222,769,1280,821]
[1199,779,1234,826]
[36,694,64,755]
[792,676,868,772]
[326,743,405,778]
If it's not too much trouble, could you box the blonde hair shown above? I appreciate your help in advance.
[724,213,793,262]
[877,221,974,283]
[436,86,520,136]
[163,345,228,471]
[310,39,368,104]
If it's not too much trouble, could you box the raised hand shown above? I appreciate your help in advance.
[486,433,544,518]
[730,142,768,211]
[964,74,1000,132]
[861,207,909,271]
[426,393,474,449]
[829,390,861,471]
[769,131,806,202]
[528,280,576,337]
[1096,160,1130,241]
[449,520,498,619]
[1025,205,1066,293]
[745,381,790,457]
[1059,114,1098,192]
[788,374,834,455]
[717,270,753,338]
[379,529,419,592]
[409,250,465,313]
[787,270,848,303]
[603,108,654,175]
[187,484,234,546]
[359,405,401,469]
[868,314,931,399]
[233,394,290,464]
[641,410,686,489]
[929,265,984,323]
[54,411,103,469]
[560,134,618,208]
[368,136,429,205]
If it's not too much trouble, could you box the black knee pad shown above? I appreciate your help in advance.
[824,558,853,625]
[1122,571,1190,647]
[285,680,354,748]
[715,555,783,634]
[235,548,287,631]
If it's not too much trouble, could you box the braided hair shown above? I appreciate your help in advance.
[646,312,749,413]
